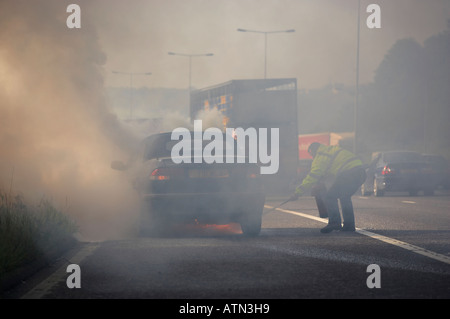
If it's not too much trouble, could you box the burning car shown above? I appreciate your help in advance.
[111,132,266,236]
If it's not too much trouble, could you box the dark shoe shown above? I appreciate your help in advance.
[341,224,356,231]
[320,224,342,233]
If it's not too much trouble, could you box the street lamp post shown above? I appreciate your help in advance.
[112,70,152,120]
[168,52,214,92]
[237,28,295,79]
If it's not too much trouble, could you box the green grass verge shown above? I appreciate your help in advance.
[0,190,78,278]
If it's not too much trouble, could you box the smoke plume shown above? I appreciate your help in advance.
[0,1,140,241]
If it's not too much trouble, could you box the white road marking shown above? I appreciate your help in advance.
[265,205,450,266]
[21,243,100,299]
[402,200,416,204]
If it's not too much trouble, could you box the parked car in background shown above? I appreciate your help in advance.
[361,151,435,197]
[111,132,266,237]
[422,154,450,189]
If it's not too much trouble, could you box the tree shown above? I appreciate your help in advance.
[421,21,450,155]
[359,37,430,152]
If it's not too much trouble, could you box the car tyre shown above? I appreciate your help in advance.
[240,212,262,237]
[138,201,166,237]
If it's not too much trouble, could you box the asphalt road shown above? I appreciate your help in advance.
[3,190,450,304]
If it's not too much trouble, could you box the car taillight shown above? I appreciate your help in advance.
[246,166,260,178]
[150,167,184,180]
[381,165,393,175]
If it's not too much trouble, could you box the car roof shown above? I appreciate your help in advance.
[372,150,424,163]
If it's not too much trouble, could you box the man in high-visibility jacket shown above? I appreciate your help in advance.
[290,142,366,233]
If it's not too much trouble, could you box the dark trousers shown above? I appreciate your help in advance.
[324,166,366,227]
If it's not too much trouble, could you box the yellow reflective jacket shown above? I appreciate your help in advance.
[295,144,363,195]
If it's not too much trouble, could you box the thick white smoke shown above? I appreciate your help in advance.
[0,1,141,241]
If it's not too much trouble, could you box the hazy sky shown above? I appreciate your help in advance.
[82,0,450,90]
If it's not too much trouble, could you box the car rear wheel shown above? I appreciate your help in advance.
[240,212,262,237]
[138,201,166,237]
[139,214,166,237]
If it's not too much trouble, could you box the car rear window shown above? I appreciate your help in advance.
[142,134,172,160]
[142,132,238,160]
[423,155,448,169]
[383,152,423,163]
